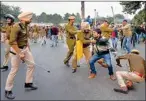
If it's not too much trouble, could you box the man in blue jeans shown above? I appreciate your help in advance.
[50,26,59,47]
[89,29,116,80]
[120,20,132,53]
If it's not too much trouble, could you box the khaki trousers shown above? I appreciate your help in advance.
[72,47,91,69]
[33,32,38,41]
[64,38,76,64]
[5,47,35,91]
[2,40,10,66]
[116,71,144,87]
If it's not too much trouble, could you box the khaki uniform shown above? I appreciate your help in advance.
[2,24,13,67]
[72,31,92,69]
[5,22,35,91]
[40,28,46,44]
[64,23,78,64]
[100,24,113,39]
[33,25,39,41]
[121,24,132,37]
[116,53,146,87]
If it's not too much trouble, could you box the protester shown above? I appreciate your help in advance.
[89,28,116,80]
[50,26,59,47]
[120,20,132,53]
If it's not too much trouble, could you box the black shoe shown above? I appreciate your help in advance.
[114,88,128,94]
[72,69,77,73]
[1,66,9,71]
[64,63,70,67]
[51,45,53,47]
[77,65,80,67]
[24,83,38,90]
[5,90,15,99]
[44,41,46,44]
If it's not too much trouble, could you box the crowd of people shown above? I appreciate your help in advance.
[0,12,146,99]
[27,24,65,46]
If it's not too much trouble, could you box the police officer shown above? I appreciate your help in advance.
[5,12,37,99]
[114,49,146,94]
[1,14,15,71]
[63,16,80,67]
[72,22,95,73]
[32,24,39,43]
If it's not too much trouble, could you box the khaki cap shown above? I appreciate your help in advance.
[18,12,33,21]
[81,22,90,30]
[68,16,75,20]
[131,49,140,54]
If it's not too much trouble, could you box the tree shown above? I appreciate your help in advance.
[106,16,114,24]
[51,13,63,25]
[1,3,21,21]
[120,1,145,14]
[132,9,145,25]
[71,13,75,17]
[75,13,81,24]
[63,13,71,21]
[114,14,125,19]
[38,12,48,23]
[32,13,38,23]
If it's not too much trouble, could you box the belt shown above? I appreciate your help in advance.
[69,37,75,39]
[133,71,143,78]
[19,46,27,49]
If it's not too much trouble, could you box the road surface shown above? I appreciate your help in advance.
[1,39,145,100]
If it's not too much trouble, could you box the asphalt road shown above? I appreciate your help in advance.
[1,39,145,100]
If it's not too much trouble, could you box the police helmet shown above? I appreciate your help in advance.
[4,14,15,22]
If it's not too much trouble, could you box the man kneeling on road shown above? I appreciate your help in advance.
[5,12,37,99]
[114,49,146,94]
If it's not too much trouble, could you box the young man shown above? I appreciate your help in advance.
[5,12,37,99]
[97,20,114,67]
[50,26,59,47]
[89,29,116,80]
[1,14,15,71]
[114,49,146,94]
[120,20,132,53]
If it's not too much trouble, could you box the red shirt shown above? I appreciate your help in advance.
[111,31,116,38]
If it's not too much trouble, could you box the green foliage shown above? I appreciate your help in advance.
[120,1,145,14]
[63,13,71,21]
[132,9,146,25]
[1,3,21,21]
[114,14,125,19]
[120,1,146,25]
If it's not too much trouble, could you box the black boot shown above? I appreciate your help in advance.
[1,66,9,71]
[72,69,77,73]
[24,83,38,90]
[5,90,15,99]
